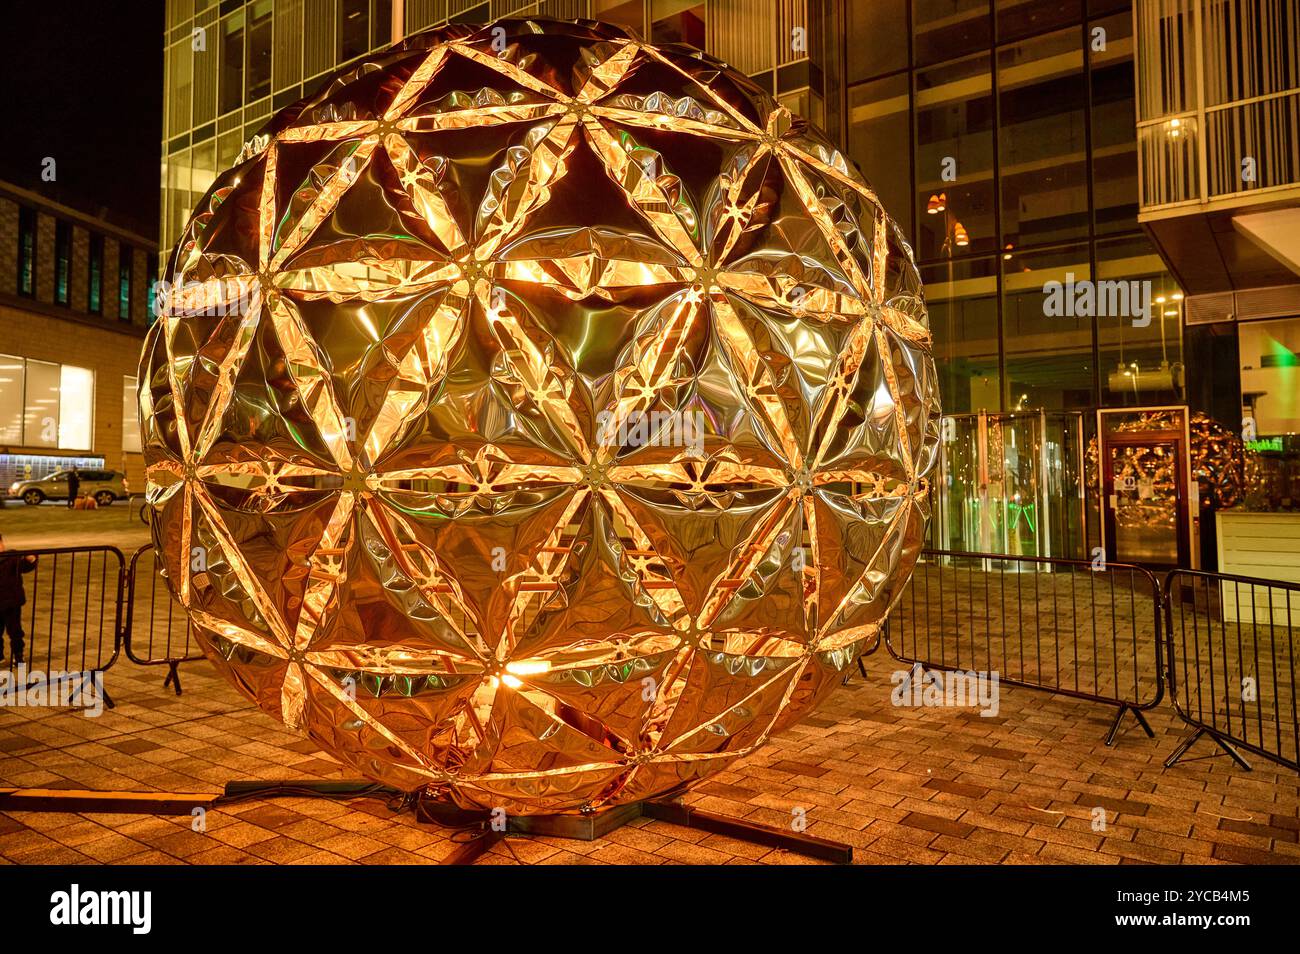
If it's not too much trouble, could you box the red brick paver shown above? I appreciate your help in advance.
[2,648,1297,865]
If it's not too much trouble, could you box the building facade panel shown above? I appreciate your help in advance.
[0,200,16,284]
[1132,0,1300,568]
[70,226,89,314]
[35,214,54,304]
[103,240,121,322]
[0,183,156,498]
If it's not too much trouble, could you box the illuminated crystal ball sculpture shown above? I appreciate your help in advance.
[140,19,941,813]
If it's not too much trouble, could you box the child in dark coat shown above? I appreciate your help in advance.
[0,533,36,664]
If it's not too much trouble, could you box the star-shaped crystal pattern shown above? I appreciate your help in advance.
[140,18,941,813]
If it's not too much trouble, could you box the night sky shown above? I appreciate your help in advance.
[1,1,165,239]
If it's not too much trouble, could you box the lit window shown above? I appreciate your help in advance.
[0,354,23,444]
[119,248,133,321]
[13,359,94,449]
[59,365,94,450]
[54,221,71,305]
[23,359,61,447]
[122,375,142,454]
[88,234,103,314]
[17,207,35,297]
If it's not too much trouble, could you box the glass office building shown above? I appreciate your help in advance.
[816,1,1185,418]
[159,0,818,250]
[158,0,1299,567]
[802,0,1188,561]
[1129,0,1300,574]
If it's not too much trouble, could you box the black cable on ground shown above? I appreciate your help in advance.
[212,782,399,807]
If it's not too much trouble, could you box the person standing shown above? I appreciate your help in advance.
[0,533,36,665]
[66,467,80,508]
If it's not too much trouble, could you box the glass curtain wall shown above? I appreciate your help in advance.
[821,0,1176,556]
[835,0,1181,418]
[161,0,822,256]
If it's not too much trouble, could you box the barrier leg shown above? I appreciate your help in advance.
[1164,727,1252,771]
[163,661,183,696]
[1104,703,1155,746]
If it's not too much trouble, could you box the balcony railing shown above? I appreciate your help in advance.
[1134,0,1300,212]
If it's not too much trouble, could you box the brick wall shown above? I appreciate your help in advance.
[0,199,16,288]
[71,225,89,313]
[0,302,148,490]
[35,214,54,302]
[0,186,156,490]
[104,239,121,321]
[131,248,149,326]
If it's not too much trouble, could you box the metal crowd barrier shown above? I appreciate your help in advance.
[122,546,204,694]
[3,543,198,699]
[5,540,1298,778]
[1163,569,1299,773]
[877,548,1164,745]
[4,546,125,709]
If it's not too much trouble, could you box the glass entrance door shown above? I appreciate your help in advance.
[1097,407,1194,569]
[1102,437,1190,568]
[935,411,1086,560]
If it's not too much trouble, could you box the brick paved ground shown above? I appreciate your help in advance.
[2,642,1297,865]
[894,561,1299,767]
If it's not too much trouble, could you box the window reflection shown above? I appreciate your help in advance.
[915,54,996,260]
[998,28,1089,248]
[88,235,103,315]
[17,207,35,297]
[1089,11,1138,234]
[914,0,993,68]
[923,257,1001,412]
[247,0,273,102]
[54,222,71,306]
[339,0,369,62]
[220,11,244,115]
[594,0,646,35]
[995,0,1082,43]
[848,74,913,239]
[118,252,132,323]
[1002,243,1095,410]
[1095,235,1184,407]
[849,0,908,82]
[651,0,705,47]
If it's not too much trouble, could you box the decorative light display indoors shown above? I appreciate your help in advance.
[139,18,940,814]
[1090,410,1258,529]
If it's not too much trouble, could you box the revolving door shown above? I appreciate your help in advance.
[934,411,1087,560]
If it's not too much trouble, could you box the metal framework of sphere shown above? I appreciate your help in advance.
[139,18,941,814]
[1088,411,1256,529]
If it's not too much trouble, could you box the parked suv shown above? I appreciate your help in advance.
[8,469,126,506]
